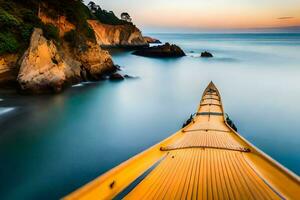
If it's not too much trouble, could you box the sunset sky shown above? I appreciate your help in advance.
[87,0,300,32]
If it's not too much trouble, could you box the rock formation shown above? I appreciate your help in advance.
[17,29,79,93]
[0,54,19,86]
[143,36,161,44]
[132,43,186,58]
[17,28,115,93]
[109,73,125,80]
[201,51,213,57]
[109,73,136,80]
[87,20,148,48]
[39,13,75,37]
[76,42,116,80]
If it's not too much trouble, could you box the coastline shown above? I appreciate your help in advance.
[0,0,156,94]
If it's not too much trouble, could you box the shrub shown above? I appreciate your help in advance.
[64,29,93,50]
[41,23,59,41]
[20,23,34,41]
[83,23,96,40]
[63,30,77,44]
[20,9,40,24]
[0,8,20,29]
[96,10,127,25]
[0,32,19,55]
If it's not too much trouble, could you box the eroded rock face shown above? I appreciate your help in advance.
[87,20,148,48]
[0,54,19,86]
[17,28,116,93]
[18,28,81,93]
[132,43,186,58]
[39,12,75,37]
[0,55,17,74]
[76,42,116,80]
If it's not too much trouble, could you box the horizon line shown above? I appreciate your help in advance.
[141,25,300,34]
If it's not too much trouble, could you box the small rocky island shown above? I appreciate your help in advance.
[132,43,186,58]
[201,51,213,57]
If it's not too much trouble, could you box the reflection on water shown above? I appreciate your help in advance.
[0,33,300,199]
[0,108,15,115]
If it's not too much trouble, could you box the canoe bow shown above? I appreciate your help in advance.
[65,81,300,200]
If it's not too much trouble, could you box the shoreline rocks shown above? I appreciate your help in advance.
[109,73,137,81]
[201,51,213,58]
[109,73,125,81]
[76,42,115,80]
[132,43,186,58]
[143,36,161,44]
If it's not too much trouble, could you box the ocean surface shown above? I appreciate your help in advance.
[0,33,300,199]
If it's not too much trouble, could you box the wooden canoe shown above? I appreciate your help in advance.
[65,82,300,200]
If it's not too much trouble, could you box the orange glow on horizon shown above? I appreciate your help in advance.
[135,5,300,29]
[93,0,300,30]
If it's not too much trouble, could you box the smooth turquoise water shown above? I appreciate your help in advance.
[0,33,300,199]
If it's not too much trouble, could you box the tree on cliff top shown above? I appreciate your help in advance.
[87,1,130,25]
[121,12,132,22]
[88,1,100,13]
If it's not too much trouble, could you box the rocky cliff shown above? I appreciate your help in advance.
[75,41,115,80]
[39,12,75,37]
[17,28,115,93]
[18,28,81,93]
[0,0,153,93]
[0,54,19,86]
[88,20,148,48]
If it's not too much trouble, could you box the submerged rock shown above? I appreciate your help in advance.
[109,73,125,80]
[201,51,213,57]
[109,73,137,80]
[115,65,122,71]
[132,43,186,58]
[124,74,136,79]
[143,36,161,44]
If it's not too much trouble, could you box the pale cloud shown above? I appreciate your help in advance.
[277,17,294,20]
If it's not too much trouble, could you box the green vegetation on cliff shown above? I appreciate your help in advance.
[87,1,131,25]
[0,0,95,55]
[0,0,134,56]
[0,2,33,55]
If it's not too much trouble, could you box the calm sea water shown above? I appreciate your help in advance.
[0,33,300,199]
